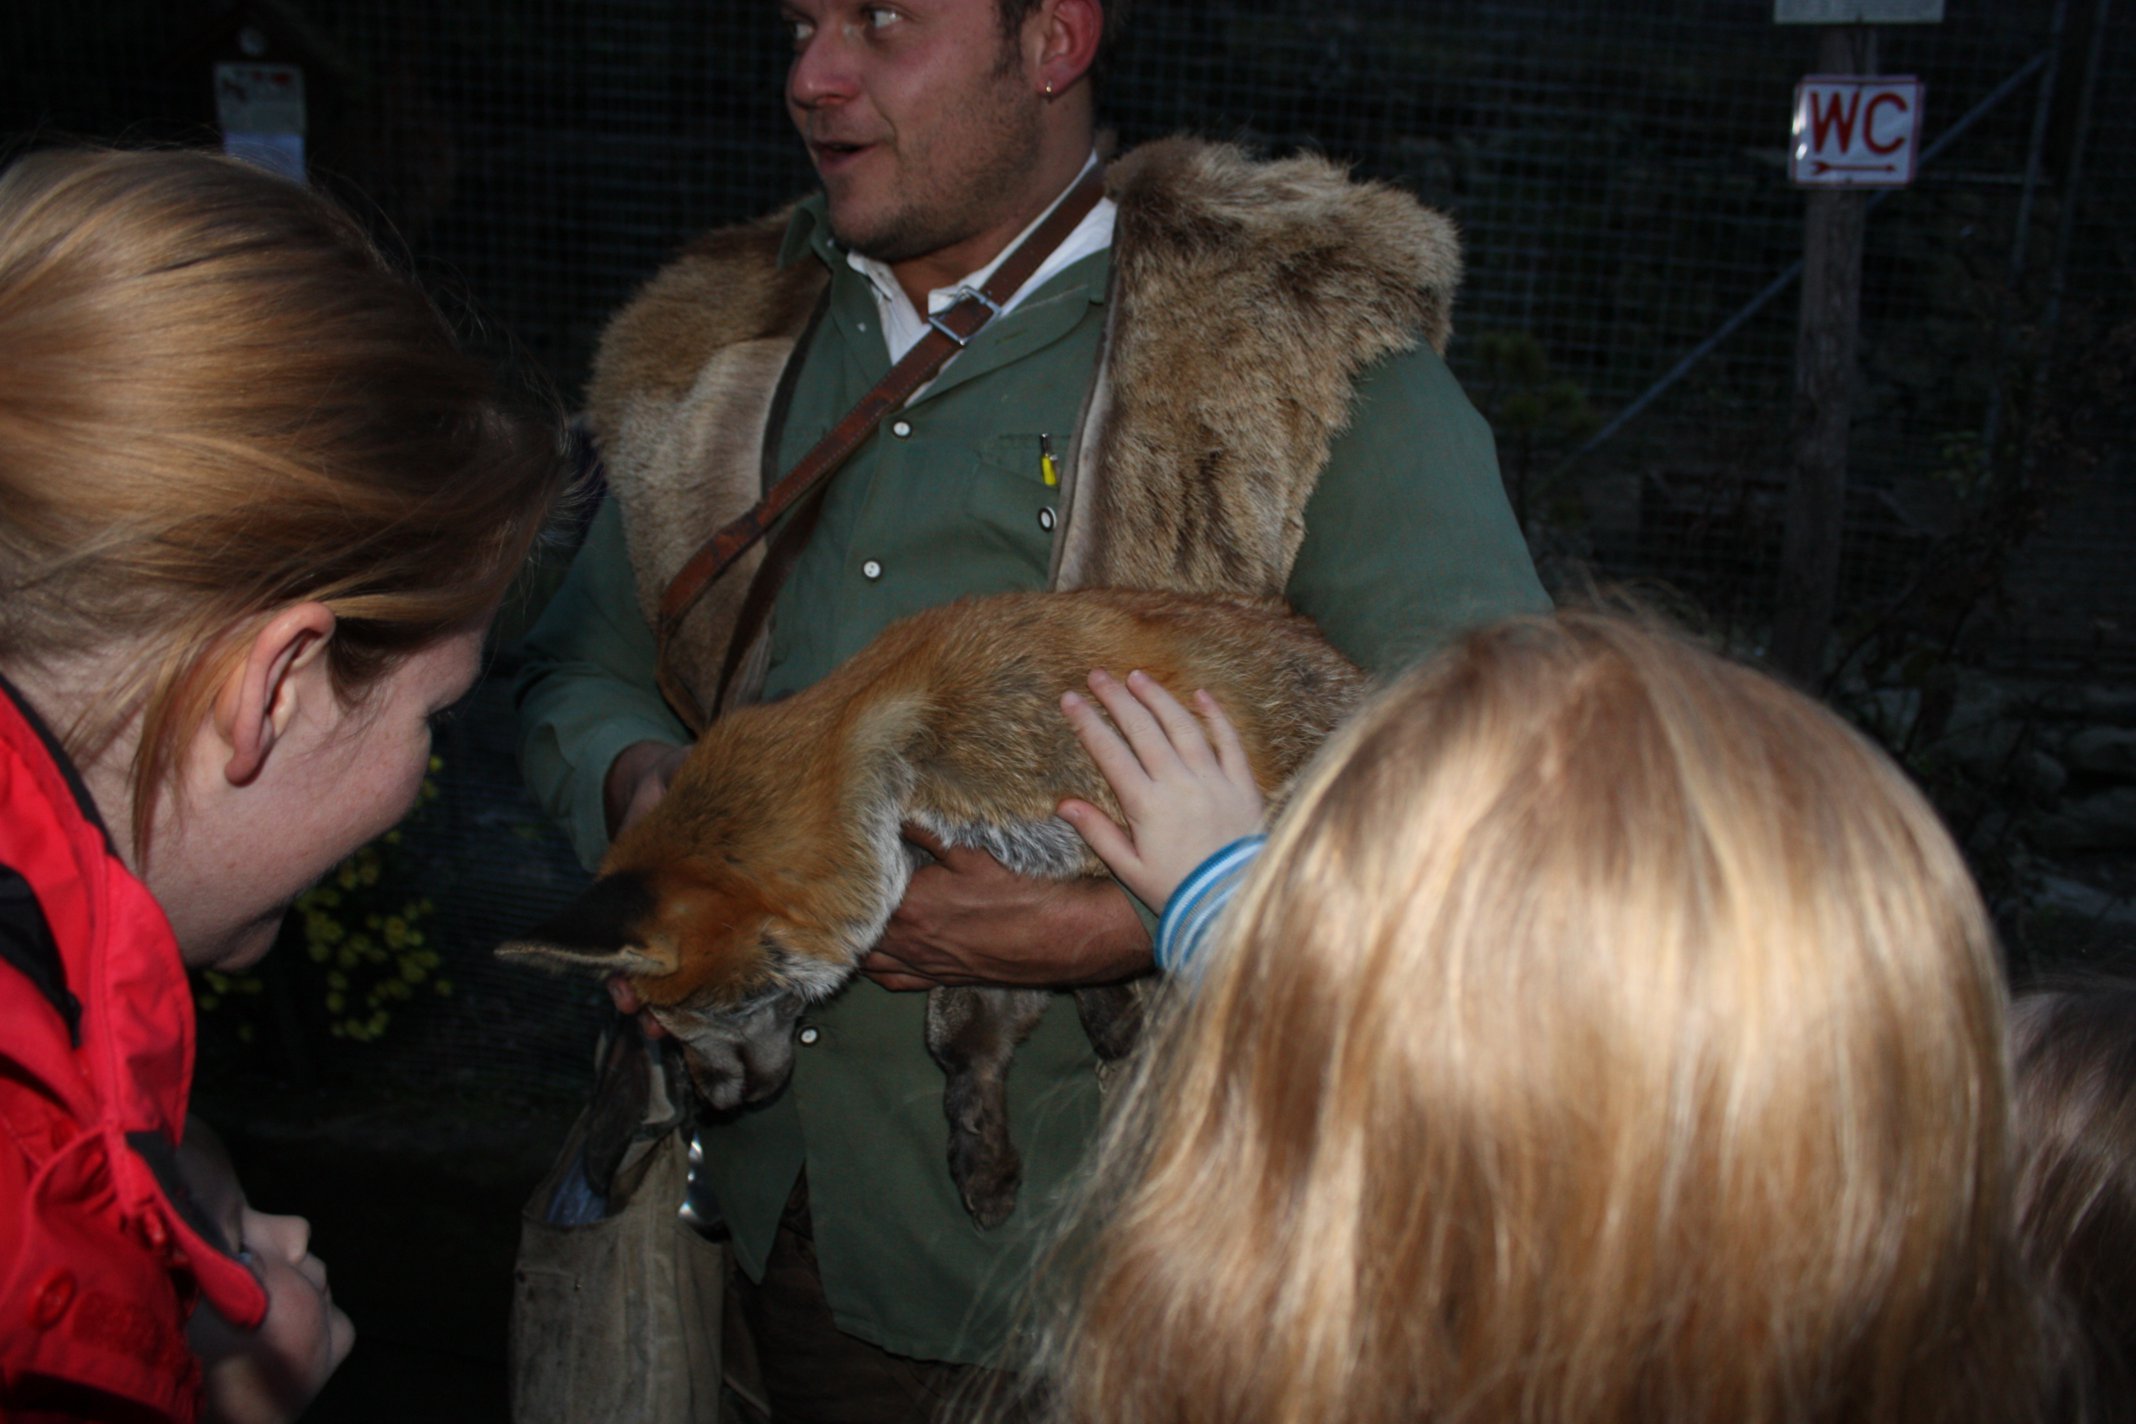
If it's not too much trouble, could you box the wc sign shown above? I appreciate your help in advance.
[1791,76,1925,187]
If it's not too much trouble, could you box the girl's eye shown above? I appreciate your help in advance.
[787,18,814,46]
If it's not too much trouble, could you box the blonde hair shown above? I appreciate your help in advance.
[1025,612,2047,1424]
[0,147,563,856]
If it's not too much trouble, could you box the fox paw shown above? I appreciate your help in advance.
[951,1134,1022,1229]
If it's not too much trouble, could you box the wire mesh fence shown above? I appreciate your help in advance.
[7,0,2130,1091]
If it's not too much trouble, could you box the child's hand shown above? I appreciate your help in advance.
[181,1123,354,1424]
[191,1206,356,1424]
[1057,668,1266,912]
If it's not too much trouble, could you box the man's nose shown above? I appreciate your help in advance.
[788,27,859,109]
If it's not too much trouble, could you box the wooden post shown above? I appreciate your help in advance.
[1773,24,1875,686]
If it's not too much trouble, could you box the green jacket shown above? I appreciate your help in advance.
[516,138,1547,1363]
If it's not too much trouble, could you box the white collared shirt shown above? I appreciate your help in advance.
[845,153,1116,365]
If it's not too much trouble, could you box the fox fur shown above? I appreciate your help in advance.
[503,588,1365,1226]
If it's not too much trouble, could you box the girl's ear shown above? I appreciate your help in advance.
[212,602,338,786]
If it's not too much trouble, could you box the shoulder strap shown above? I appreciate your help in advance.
[654,164,1108,731]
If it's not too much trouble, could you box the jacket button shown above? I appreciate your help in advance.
[861,560,883,581]
[30,1270,75,1328]
[890,419,913,439]
[798,1026,821,1046]
[1038,507,1056,531]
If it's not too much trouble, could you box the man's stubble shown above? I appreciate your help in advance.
[828,49,1048,267]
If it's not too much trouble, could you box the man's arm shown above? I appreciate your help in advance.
[864,826,1152,990]
[514,498,691,870]
[1286,340,1551,677]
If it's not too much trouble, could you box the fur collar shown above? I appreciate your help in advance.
[585,137,1462,710]
[1056,137,1460,593]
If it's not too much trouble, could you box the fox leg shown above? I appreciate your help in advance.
[1072,980,1149,1061]
[926,984,1049,1229]
[1073,979,1153,1094]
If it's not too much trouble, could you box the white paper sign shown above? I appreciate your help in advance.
[1791,75,1924,187]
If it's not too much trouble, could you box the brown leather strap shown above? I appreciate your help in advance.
[711,462,830,714]
[654,163,1108,731]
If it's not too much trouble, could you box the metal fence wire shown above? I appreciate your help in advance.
[6,0,2131,1091]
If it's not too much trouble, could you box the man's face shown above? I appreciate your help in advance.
[780,0,1048,267]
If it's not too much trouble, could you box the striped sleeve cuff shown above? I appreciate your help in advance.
[1155,835,1267,978]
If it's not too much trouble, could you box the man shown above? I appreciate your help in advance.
[516,0,1549,1415]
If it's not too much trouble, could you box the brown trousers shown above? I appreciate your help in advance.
[729,1176,1031,1424]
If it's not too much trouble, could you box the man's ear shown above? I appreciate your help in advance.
[212,602,338,786]
[1031,0,1103,97]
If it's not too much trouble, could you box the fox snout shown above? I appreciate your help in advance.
[655,995,806,1112]
[500,862,832,1114]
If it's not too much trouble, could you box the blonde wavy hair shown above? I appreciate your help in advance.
[0,147,564,857]
[1022,612,2049,1424]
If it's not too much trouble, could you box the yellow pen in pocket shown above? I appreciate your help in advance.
[1039,432,1059,488]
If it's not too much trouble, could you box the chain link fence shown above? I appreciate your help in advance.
[8,0,2131,1091]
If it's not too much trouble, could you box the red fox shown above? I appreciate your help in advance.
[502,587,1365,1226]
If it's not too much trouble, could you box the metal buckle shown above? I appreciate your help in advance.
[952,284,1005,316]
[927,285,1004,348]
[927,312,973,348]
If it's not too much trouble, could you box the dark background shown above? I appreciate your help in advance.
[7,2,2134,1418]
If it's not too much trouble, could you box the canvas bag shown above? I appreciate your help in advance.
[509,1017,765,1424]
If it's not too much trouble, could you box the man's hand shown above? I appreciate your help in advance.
[605,976,668,1038]
[1055,669,1267,911]
[860,825,1153,991]
[604,739,690,837]
[602,740,688,1035]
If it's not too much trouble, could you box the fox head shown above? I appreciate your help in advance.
[498,855,850,1111]
[503,684,923,1109]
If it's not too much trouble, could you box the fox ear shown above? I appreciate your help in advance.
[497,871,680,979]
[497,938,674,978]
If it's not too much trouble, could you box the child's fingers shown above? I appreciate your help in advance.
[1193,689,1256,781]
[1124,669,1220,770]
[1084,669,1185,775]
[1062,690,1158,798]
[1056,798,1141,876]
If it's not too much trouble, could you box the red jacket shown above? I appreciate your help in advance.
[0,677,266,1422]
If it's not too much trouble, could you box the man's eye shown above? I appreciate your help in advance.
[785,17,815,46]
[862,5,899,28]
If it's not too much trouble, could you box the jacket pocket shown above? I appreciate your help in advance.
[963,433,1061,570]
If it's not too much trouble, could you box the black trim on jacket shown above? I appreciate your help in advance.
[0,670,105,1044]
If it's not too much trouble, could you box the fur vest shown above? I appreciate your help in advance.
[586,137,1463,712]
